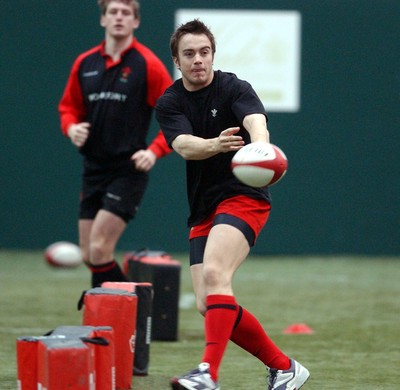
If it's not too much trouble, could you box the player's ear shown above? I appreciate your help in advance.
[173,57,180,70]
[133,18,140,30]
[100,15,106,28]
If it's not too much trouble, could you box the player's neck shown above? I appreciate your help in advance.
[104,35,133,61]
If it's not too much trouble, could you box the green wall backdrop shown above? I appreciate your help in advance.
[1,0,399,255]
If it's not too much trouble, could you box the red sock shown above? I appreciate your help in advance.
[230,306,290,370]
[201,295,238,381]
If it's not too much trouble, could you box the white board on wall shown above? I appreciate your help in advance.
[175,9,302,112]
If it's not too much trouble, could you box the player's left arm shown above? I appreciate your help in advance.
[146,58,174,159]
[131,148,157,172]
[243,113,270,143]
[131,58,173,172]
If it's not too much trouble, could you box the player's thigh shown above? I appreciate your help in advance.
[203,223,250,283]
[103,169,149,222]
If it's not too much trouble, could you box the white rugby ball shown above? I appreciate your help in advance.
[44,241,83,268]
[231,142,288,187]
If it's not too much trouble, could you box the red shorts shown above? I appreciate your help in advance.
[189,195,271,244]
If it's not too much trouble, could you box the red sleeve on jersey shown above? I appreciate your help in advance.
[145,55,173,108]
[145,46,173,158]
[58,55,87,137]
[134,41,173,158]
[148,130,172,158]
[147,52,173,158]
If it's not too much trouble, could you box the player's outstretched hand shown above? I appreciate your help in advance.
[217,127,244,153]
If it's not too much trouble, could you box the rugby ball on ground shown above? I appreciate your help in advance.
[231,142,288,187]
[44,241,83,268]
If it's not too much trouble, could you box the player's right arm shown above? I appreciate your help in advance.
[67,122,90,148]
[58,57,89,147]
[172,128,244,160]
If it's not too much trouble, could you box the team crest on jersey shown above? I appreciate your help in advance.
[211,109,218,117]
[120,66,132,82]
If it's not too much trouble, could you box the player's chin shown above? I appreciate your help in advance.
[111,30,130,39]
[192,71,207,80]
[189,75,209,88]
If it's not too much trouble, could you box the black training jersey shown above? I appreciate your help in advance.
[59,39,172,163]
[155,70,271,227]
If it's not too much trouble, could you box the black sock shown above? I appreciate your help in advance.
[89,260,128,288]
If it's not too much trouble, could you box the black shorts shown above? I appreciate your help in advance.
[79,159,149,223]
[189,214,255,266]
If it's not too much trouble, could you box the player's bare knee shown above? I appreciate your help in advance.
[202,263,227,290]
[88,241,111,264]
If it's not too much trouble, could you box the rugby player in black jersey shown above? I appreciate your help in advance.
[156,19,309,390]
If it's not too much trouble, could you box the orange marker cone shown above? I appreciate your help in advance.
[283,323,314,334]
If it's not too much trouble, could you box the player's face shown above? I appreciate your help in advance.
[101,1,139,39]
[174,33,214,91]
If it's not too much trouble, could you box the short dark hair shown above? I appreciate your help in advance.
[97,0,140,19]
[170,19,216,58]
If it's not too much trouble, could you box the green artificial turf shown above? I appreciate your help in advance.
[0,251,399,389]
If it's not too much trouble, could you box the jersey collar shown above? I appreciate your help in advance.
[100,37,137,67]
